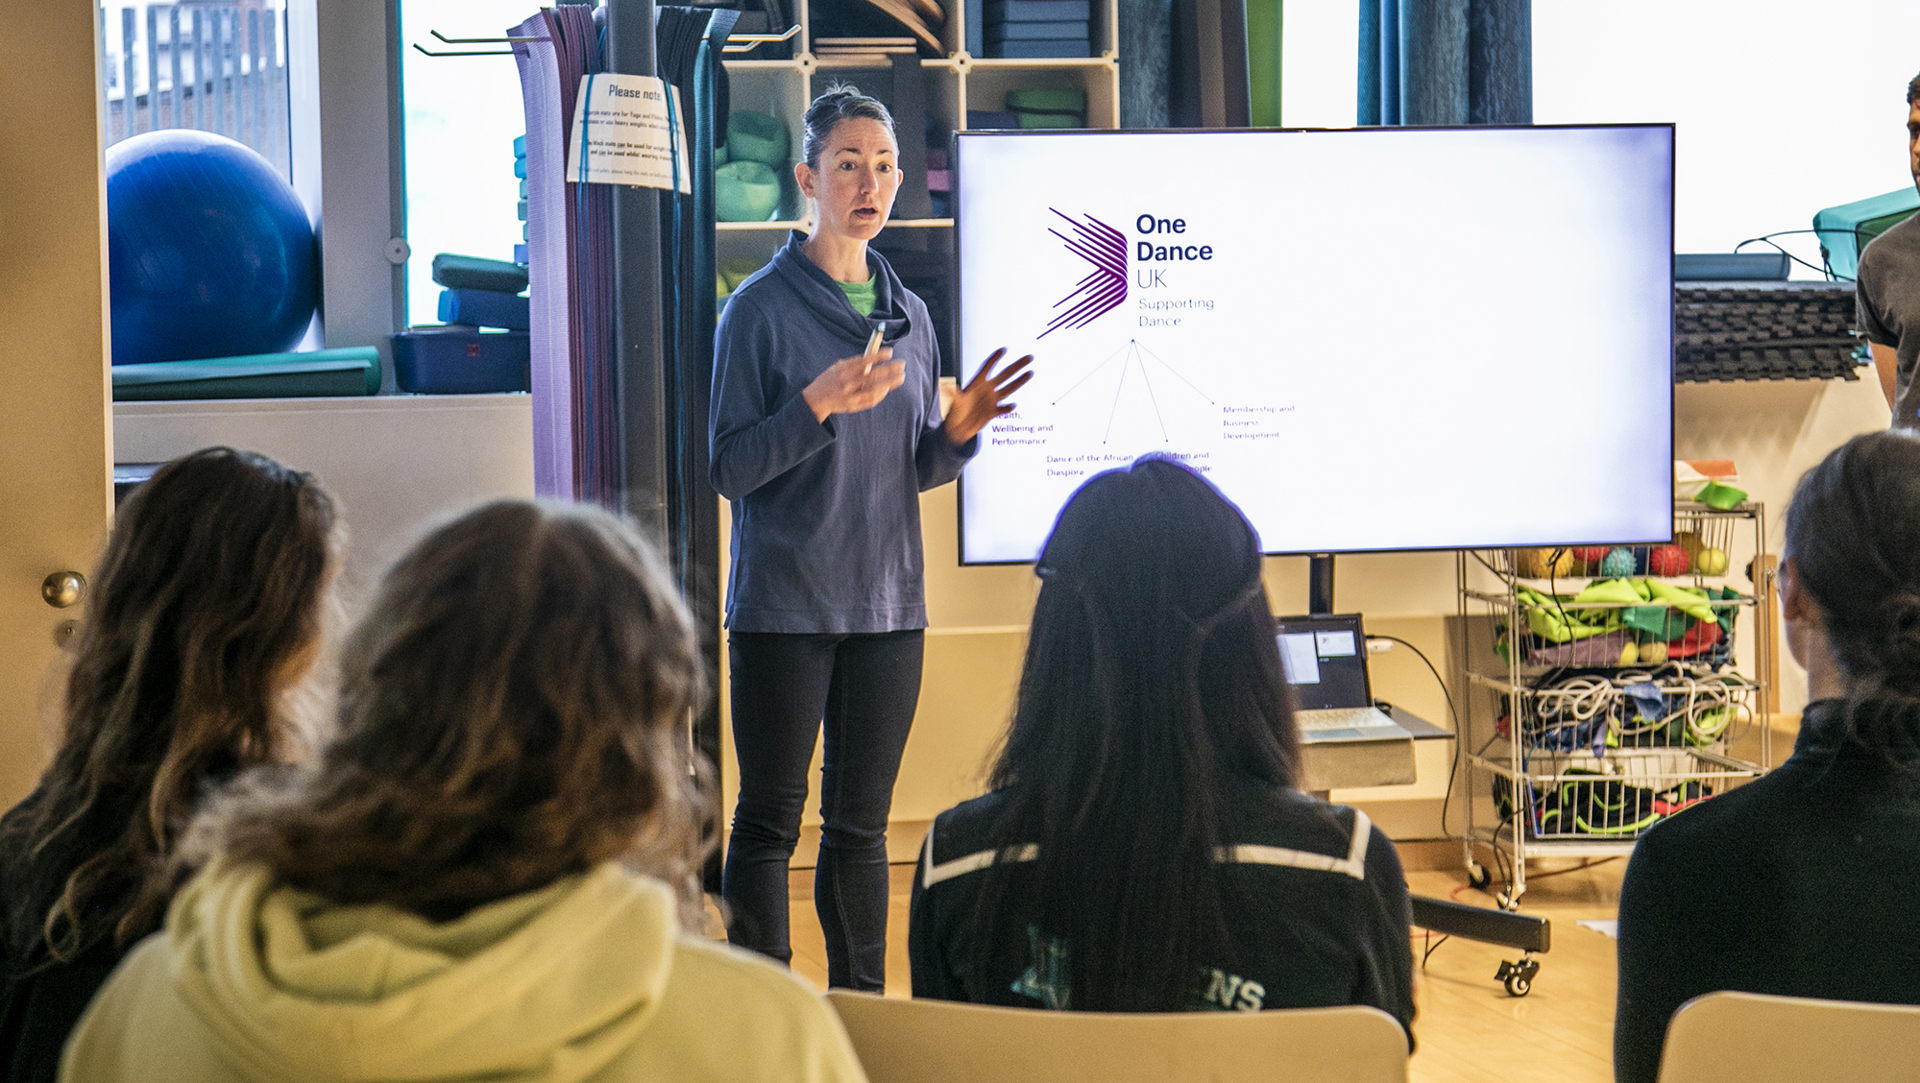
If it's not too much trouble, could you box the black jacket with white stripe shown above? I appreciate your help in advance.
[907,781,1415,1037]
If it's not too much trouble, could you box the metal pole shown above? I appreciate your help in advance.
[605,0,669,551]
[168,6,183,129]
[212,9,227,138]
[145,5,159,132]
[121,8,137,137]
[192,8,207,131]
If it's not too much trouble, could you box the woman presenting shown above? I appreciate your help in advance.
[709,83,1031,990]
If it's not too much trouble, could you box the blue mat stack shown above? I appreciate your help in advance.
[513,134,529,265]
[433,252,531,332]
[983,0,1091,58]
[390,254,533,394]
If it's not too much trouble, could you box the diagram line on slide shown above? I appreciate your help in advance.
[1052,339,1132,406]
[1057,340,1215,445]
[1134,348,1170,442]
[1103,351,1132,443]
[1134,340,1215,403]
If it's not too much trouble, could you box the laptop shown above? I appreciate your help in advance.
[1274,613,1412,743]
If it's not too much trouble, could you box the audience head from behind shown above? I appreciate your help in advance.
[1781,428,1920,710]
[0,447,336,1083]
[60,499,871,1083]
[190,498,711,924]
[1612,434,1920,1083]
[965,457,1307,1011]
[1011,455,1300,800]
[0,447,338,970]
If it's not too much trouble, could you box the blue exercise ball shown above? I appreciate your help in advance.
[106,130,317,366]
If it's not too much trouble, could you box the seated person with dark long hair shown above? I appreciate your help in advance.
[909,458,1414,1033]
[60,500,865,1083]
[1615,430,1920,1083]
[0,448,338,1083]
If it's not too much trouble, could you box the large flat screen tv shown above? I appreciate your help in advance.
[953,125,1675,564]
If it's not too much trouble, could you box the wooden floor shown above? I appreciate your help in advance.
[776,856,1628,1083]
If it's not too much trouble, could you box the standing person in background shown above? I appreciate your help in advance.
[709,83,1031,990]
[1857,70,1920,425]
[1615,430,1920,1083]
[0,448,339,1083]
[60,501,869,1083]
[909,458,1414,1036]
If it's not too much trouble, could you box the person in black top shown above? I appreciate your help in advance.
[1615,429,1920,1083]
[909,457,1414,1035]
[1855,70,1920,426]
[0,448,337,1083]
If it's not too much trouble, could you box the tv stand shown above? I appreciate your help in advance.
[1308,553,1336,614]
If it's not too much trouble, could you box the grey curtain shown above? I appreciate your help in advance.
[1119,0,1171,128]
[1358,0,1529,126]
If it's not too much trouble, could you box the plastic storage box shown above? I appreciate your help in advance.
[391,330,531,394]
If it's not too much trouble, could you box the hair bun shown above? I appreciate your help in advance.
[1879,592,1920,685]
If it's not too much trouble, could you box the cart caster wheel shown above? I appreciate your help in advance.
[1496,957,1540,998]
[1466,862,1492,890]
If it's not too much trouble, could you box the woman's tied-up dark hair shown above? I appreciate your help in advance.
[802,82,896,168]
[1785,430,1920,703]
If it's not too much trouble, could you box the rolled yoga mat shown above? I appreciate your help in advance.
[112,347,380,401]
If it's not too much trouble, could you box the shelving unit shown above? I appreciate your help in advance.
[1454,502,1776,909]
[718,0,1122,348]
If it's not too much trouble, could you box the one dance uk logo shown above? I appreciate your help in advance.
[1039,209,1127,338]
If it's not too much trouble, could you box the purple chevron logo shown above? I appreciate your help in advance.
[1040,209,1127,338]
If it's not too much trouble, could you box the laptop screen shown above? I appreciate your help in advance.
[1274,614,1372,711]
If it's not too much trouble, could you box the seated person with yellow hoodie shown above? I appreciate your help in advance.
[61,501,868,1083]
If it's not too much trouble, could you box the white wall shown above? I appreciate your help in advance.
[114,395,535,606]
[1533,0,1920,270]
[1283,0,1920,270]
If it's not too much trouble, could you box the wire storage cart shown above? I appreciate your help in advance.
[1455,502,1774,909]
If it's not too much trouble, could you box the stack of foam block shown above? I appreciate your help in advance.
[968,86,1088,130]
[435,253,531,332]
[390,254,533,394]
[983,0,1090,58]
[513,134,530,265]
[926,145,951,218]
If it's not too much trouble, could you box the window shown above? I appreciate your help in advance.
[398,0,535,325]
[98,0,292,179]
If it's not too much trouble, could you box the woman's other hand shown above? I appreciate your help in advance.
[943,348,1034,445]
[803,348,907,422]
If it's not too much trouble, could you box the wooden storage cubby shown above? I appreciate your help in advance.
[716,0,1121,268]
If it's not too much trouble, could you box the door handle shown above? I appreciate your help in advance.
[42,571,85,609]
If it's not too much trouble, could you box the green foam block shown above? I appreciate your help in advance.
[1005,87,1087,113]
[113,347,380,401]
[431,253,529,294]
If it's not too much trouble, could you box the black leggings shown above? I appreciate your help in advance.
[721,629,924,990]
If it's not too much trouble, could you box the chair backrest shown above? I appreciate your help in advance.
[825,992,1409,1083]
[1658,990,1920,1083]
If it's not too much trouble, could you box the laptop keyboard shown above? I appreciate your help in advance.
[1297,707,1400,731]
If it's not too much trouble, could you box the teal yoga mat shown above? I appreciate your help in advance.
[112,347,381,401]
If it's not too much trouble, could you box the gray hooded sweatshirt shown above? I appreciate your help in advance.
[710,231,974,634]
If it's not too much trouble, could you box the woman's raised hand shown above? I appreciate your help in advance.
[943,348,1034,445]
[803,348,907,422]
